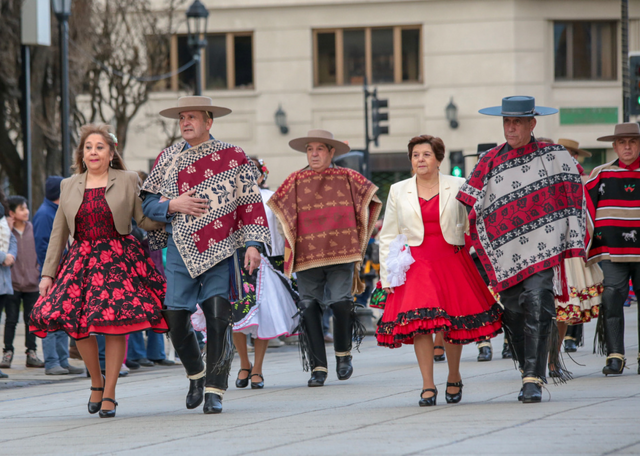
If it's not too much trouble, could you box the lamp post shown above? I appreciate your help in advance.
[274,105,289,135]
[52,0,72,177]
[186,0,209,96]
[445,97,459,129]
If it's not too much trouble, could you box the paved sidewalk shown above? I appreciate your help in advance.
[1,305,638,456]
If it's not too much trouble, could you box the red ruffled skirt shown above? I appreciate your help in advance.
[376,196,502,348]
[30,236,168,340]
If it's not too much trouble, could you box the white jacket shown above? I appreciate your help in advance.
[379,173,468,288]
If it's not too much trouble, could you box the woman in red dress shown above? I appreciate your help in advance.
[377,135,502,406]
[30,124,167,418]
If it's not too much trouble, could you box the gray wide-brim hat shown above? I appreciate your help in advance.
[596,122,640,142]
[479,96,558,117]
[289,129,350,155]
[159,96,232,119]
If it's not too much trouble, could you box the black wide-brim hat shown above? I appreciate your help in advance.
[479,96,558,117]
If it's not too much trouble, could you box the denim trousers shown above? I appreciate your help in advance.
[127,330,166,360]
[42,331,70,369]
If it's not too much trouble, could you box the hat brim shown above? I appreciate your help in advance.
[564,145,592,157]
[597,133,640,142]
[289,137,350,155]
[478,106,558,117]
[159,105,232,119]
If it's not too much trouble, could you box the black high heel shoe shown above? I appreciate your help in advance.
[250,373,264,389]
[235,364,252,388]
[445,381,463,404]
[98,398,118,418]
[87,375,105,414]
[419,388,437,407]
[433,346,445,362]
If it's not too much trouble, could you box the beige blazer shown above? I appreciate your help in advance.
[42,168,164,278]
[379,173,468,288]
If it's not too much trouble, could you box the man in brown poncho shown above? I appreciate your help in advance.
[268,129,381,387]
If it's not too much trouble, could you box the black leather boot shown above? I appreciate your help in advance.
[297,299,328,385]
[162,309,205,409]
[203,392,223,414]
[331,300,356,380]
[600,287,627,376]
[564,323,582,352]
[200,296,234,413]
[521,289,555,403]
[501,341,513,359]
[477,341,492,362]
[501,307,525,371]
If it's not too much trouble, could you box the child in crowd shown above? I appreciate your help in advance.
[0,196,44,369]
[0,190,17,377]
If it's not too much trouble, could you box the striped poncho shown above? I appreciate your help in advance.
[584,158,640,265]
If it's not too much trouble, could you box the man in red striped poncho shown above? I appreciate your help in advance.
[585,122,640,376]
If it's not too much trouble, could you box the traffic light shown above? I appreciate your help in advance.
[630,53,640,116]
[371,90,389,146]
[450,151,465,178]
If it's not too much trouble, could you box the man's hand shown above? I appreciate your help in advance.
[383,287,394,294]
[39,276,53,297]
[3,254,15,267]
[244,246,261,275]
[167,189,209,217]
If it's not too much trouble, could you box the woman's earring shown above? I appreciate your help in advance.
[110,159,113,168]
[82,160,86,169]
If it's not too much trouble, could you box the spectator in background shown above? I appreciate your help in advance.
[0,190,17,376]
[1,196,45,369]
[33,177,84,375]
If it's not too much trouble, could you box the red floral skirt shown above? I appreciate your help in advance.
[30,235,168,340]
[376,233,502,348]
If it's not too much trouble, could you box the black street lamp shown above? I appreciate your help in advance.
[52,0,72,177]
[186,0,209,96]
[445,97,459,129]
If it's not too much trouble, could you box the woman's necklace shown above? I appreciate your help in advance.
[417,179,439,191]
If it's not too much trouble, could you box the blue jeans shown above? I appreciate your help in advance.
[42,331,70,369]
[127,331,166,361]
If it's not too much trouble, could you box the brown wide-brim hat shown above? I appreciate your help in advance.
[288,129,350,155]
[557,138,592,157]
[159,96,232,119]
[596,122,640,142]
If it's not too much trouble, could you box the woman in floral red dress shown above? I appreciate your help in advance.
[30,124,167,418]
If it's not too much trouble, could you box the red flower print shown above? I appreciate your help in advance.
[100,250,113,263]
[102,308,116,320]
[110,239,124,256]
[41,303,52,315]
[123,279,135,293]
[91,272,104,287]
[49,311,61,320]
[135,261,148,278]
[80,241,92,256]
[132,297,141,307]
[62,300,74,314]
[144,302,155,313]
[99,290,110,300]
[113,288,125,300]
[68,284,82,298]
[73,261,83,274]
[88,257,98,269]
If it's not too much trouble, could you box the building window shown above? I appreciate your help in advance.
[554,21,617,81]
[169,32,254,91]
[313,26,422,87]
[581,149,607,174]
